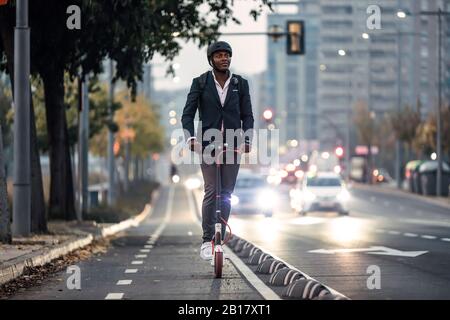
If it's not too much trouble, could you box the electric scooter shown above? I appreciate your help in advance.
[211,142,240,278]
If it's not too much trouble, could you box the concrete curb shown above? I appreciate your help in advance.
[351,183,450,210]
[0,189,159,287]
[0,234,93,286]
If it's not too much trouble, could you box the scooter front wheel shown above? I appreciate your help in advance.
[214,251,223,278]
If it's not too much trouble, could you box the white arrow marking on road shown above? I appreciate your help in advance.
[309,246,428,257]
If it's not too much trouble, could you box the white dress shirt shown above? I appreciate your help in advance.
[211,70,233,107]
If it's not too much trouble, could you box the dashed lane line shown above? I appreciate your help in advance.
[403,233,418,237]
[125,269,138,274]
[105,293,124,300]
[421,235,437,240]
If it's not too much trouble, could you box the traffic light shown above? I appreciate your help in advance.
[286,21,305,55]
[263,109,273,122]
[335,146,344,158]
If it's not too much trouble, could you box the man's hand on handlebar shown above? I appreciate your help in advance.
[239,142,251,154]
[188,138,202,154]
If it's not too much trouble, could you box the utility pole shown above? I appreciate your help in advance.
[12,0,30,236]
[420,8,450,197]
[395,31,403,189]
[78,76,89,219]
[107,60,116,206]
[368,28,427,188]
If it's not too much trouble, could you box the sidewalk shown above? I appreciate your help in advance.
[350,182,450,210]
[0,199,154,287]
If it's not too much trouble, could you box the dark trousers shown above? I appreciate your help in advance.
[200,159,240,243]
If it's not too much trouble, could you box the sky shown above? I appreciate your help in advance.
[152,1,297,91]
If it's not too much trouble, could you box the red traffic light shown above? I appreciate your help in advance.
[335,147,344,158]
[263,109,273,121]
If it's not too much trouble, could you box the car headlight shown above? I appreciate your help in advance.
[184,177,202,190]
[172,174,180,183]
[337,189,350,202]
[231,195,239,206]
[303,190,316,201]
[257,189,278,208]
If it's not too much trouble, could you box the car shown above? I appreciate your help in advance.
[372,167,393,184]
[231,173,278,217]
[184,171,203,190]
[290,172,350,216]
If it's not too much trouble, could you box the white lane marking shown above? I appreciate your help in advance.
[149,186,174,241]
[147,240,155,244]
[441,238,450,242]
[144,245,153,249]
[188,231,193,236]
[421,235,437,240]
[131,260,143,265]
[186,188,285,301]
[105,293,124,300]
[310,246,428,257]
[402,219,450,228]
[225,246,281,300]
[135,254,147,258]
[140,249,150,253]
[388,230,400,235]
[125,269,138,274]
[404,233,418,237]
[116,280,132,285]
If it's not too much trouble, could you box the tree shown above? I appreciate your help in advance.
[353,101,378,183]
[414,104,450,160]
[32,75,121,153]
[110,90,163,188]
[1,0,271,220]
[388,101,422,160]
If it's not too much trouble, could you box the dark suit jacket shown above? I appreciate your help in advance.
[181,71,254,147]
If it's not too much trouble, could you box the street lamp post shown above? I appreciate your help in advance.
[420,8,450,197]
[12,0,31,236]
[395,30,403,189]
[107,60,116,206]
[368,24,428,189]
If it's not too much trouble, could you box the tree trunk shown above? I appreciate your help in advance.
[30,97,47,232]
[42,68,76,220]
[134,156,139,182]
[367,142,373,184]
[124,142,130,192]
[0,14,47,233]
[0,127,11,243]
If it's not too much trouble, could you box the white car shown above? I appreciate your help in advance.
[290,172,350,216]
[231,173,278,217]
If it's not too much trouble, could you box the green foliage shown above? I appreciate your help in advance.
[90,90,164,158]
[30,75,121,153]
[353,101,378,146]
[1,0,272,97]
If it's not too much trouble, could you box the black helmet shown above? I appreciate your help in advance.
[207,41,232,65]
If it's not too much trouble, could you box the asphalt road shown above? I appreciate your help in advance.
[7,182,450,300]
[9,185,264,300]
[227,184,450,299]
